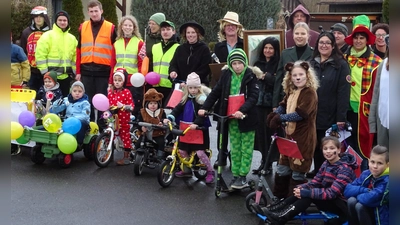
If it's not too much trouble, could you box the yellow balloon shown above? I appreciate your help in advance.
[42,113,62,133]
[11,121,24,140]
[89,122,99,134]
[57,133,77,154]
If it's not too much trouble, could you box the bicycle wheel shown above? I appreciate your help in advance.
[133,153,145,176]
[157,159,175,188]
[245,191,268,213]
[94,133,114,168]
[83,135,97,160]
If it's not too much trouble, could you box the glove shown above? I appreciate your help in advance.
[123,105,133,111]
[53,98,64,106]
[266,112,278,125]
[269,114,282,130]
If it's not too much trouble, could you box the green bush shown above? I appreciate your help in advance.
[382,0,389,24]
[62,0,84,38]
[99,0,118,27]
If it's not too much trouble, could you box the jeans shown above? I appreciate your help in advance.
[347,196,374,225]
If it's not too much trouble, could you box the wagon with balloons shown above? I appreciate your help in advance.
[11,88,99,168]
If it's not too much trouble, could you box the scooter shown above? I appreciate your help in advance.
[204,112,255,197]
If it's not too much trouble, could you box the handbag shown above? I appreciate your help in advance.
[275,136,303,159]
[227,94,245,116]
[179,121,204,145]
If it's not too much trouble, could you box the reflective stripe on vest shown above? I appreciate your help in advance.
[80,21,113,65]
[152,43,179,88]
[113,37,140,74]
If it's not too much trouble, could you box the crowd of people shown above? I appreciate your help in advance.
[11,1,389,224]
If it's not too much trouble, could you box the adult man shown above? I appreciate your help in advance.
[20,6,51,92]
[331,23,349,53]
[371,23,389,59]
[76,0,117,121]
[145,12,166,58]
[148,20,179,102]
[35,10,77,97]
[212,11,244,168]
[285,4,319,48]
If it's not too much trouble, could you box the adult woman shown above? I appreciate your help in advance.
[109,15,145,116]
[307,31,351,177]
[343,15,382,170]
[169,21,211,86]
[272,22,314,109]
[252,37,281,175]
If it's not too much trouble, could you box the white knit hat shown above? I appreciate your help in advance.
[186,72,201,87]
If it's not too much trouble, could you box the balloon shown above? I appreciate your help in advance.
[57,133,77,154]
[42,113,62,133]
[18,110,36,127]
[92,94,110,111]
[89,122,99,134]
[11,121,24,140]
[16,135,29,144]
[62,117,82,135]
[145,72,161,85]
[130,73,145,87]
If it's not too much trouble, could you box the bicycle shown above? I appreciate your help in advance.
[157,122,212,188]
[93,106,136,168]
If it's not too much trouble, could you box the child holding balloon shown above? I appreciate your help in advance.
[50,81,90,146]
[108,69,135,165]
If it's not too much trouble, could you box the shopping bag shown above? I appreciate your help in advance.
[275,136,303,159]
[346,145,362,177]
[227,94,245,116]
[166,83,183,108]
[179,121,203,144]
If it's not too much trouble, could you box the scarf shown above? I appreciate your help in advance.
[379,58,389,129]
[285,89,302,135]
[145,108,161,118]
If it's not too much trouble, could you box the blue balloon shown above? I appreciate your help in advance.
[62,117,82,135]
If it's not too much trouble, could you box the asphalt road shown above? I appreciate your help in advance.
[11,120,322,225]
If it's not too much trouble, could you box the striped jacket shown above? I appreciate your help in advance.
[298,153,357,200]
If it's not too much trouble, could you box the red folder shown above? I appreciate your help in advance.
[275,136,303,159]
[346,145,362,177]
[179,122,204,144]
[227,94,245,116]
[166,89,183,108]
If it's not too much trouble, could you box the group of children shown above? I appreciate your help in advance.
[18,41,389,223]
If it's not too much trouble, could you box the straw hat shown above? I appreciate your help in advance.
[217,11,242,27]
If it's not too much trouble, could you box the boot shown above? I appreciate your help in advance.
[287,178,308,197]
[263,204,298,225]
[272,173,291,199]
[265,198,289,212]
[117,151,130,166]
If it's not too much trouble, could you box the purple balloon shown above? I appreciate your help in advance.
[18,110,36,127]
[145,72,161,85]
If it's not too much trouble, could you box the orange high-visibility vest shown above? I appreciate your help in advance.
[80,20,113,65]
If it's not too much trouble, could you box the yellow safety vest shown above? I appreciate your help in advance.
[113,37,141,74]
[152,42,179,88]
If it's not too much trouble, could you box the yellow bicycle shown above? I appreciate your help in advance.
[157,122,212,188]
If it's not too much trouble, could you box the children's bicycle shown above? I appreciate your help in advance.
[93,106,136,168]
[157,122,212,187]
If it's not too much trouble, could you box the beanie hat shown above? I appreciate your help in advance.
[228,48,247,66]
[43,71,57,84]
[331,23,348,36]
[186,72,201,87]
[55,10,69,23]
[149,13,166,25]
[71,81,85,92]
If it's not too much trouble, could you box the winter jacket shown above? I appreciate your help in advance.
[35,24,77,77]
[285,4,319,48]
[50,94,91,123]
[272,45,313,107]
[11,43,30,86]
[310,57,351,130]
[344,168,389,225]
[213,37,244,63]
[169,41,211,85]
[299,153,357,201]
[201,66,259,133]
[36,82,63,103]
[148,33,179,72]
[145,32,162,59]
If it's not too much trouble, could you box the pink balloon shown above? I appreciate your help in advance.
[145,72,161,85]
[92,94,110,111]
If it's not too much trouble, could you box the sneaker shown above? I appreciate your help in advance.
[231,176,248,189]
[175,170,192,178]
[116,158,130,166]
[205,171,215,184]
[229,176,238,187]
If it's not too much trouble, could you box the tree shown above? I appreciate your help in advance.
[382,0,389,24]
[62,0,84,38]
[99,0,118,27]
[131,0,281,43]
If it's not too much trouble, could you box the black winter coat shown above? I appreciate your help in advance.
[202,67,259,132]
[310,57,350,130]
[213,37,244,63]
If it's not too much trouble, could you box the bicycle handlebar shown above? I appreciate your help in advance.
[204,111,247,120]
